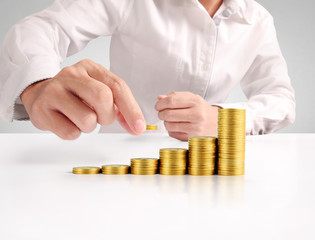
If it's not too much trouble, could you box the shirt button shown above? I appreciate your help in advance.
[201,64,210,71]
[6,106,13,114]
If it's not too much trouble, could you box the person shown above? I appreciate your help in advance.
[0,0,295,141]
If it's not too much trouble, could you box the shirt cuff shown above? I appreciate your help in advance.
[0,57,60,122]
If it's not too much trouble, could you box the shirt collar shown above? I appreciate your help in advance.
[194,0,253,25]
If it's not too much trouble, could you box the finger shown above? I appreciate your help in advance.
[46,110,81,140]
[62,74,116,126]
[168,131,188,141]
[157,95,167,100]
[115,106,136,135]
[79,59,146,134]
[155,92,200,111]
[53,90,97,133]
[158,108,195,122]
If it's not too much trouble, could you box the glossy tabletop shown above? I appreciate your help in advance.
[0,133,314,240]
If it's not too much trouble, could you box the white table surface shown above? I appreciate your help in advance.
[0,133,314,240]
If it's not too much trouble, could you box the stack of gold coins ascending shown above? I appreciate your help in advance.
[146,125,158,130]
[130,158,159,175]
[102,165,130,175]
[217,109,246,176]
[188,136,217,175]
[72,167,101,174]
[159,148,187,175]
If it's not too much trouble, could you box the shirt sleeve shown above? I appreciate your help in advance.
[217,16,296,135]
[0,0,134,122]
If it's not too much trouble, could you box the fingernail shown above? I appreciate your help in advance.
[158,95,167,99]
[134,119,145,133]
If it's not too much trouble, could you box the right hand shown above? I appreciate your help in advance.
[20,59,146,140]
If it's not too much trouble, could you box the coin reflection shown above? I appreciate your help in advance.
[159,175,187,194]
[216,175,244,209]
[130,175,158,189]
[187,176,216,208]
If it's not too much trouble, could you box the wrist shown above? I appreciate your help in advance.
[20,79,51,105]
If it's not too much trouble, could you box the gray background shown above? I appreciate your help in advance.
[0,0,314,133]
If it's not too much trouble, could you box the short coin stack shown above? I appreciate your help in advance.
[72,167,101,174]
[159,148,187,175]
[102,165,130,175]
[217,109,246,176]
[130,158,159,175]
[188,136,217,175]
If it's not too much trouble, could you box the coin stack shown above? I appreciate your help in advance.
[102,165,130,175]
[130,158,159,175]
[72,167,101,174]
[159,148,187,175]
[188,136,217,175]
[217,109,246,175]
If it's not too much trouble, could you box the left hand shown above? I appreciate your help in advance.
[155,92,220,141]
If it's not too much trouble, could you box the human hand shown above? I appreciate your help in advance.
[21,59,146,140]
[155,92,220,141]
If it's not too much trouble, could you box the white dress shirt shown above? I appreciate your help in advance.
[0,0,295,135]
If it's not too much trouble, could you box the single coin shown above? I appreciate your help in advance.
[146,125,158,130]
[72,166,101,174]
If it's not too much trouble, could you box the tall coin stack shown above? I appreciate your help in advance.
[217,109,246,175]
[130,158,159,175]
[188,136,217,175]
[159,148,187,175]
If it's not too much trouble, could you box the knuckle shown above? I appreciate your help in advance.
[194,95,203,105]
[61,66,77,77]
[46,81,64,97]
[158,111,164,120]
[31,117,46,131]
[164,121,171,130]
[110,78,125,94]
[166,97,175,108]
[81,113,97,133]
[61,128,81,140]
[95,86,113,103]
[30,100,43,114]
[80,58,93,66]
[99,114,115,126]
[168,131,176,138]
[195,110,206,121]
[30,97,52,118]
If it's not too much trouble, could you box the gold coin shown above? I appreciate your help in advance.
[146,125,158,130]
[160,148,188,152]
[72,167,101,174]
[188,170,215,176]
[101,165,129,175]
[131,169,157,175]
[159,169,186,175]
[131,158,159,163]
